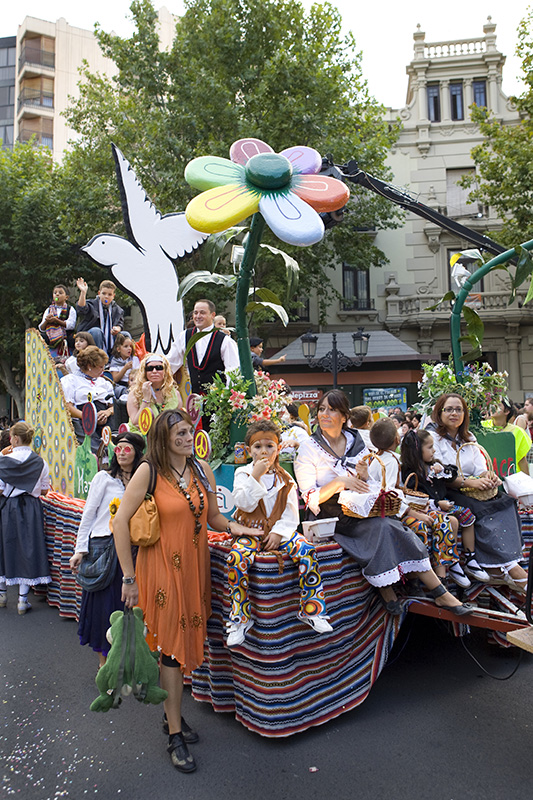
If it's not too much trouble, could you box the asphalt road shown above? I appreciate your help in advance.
[2,589,533,800]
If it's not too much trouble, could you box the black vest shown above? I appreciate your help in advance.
[185,328,226,394]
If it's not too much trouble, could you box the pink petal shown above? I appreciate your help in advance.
[279,146,322,175]
[292,174,350,212]
[230,138,274,165]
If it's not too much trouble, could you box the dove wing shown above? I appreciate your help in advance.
[112,143,207,258]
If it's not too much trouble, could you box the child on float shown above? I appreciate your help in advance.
[349,405,376,451]
[108,334,139,393]
[38,284,77,353]
[400,428,490,584]
[65,331,96,377]
[368,418,470,588]
[226,419,333,647]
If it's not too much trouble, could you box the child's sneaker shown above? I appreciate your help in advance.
[448,562,471,589]
[298,613,333,634]
[226,619,253,647]
[0,592,6,608]
[463,553,490,583]
[17,597,31,615]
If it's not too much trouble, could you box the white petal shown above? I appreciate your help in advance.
[259,192,325,247]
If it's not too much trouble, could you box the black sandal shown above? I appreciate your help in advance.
[379,596,406,616]
[167,732,197,772]
[427,582,473,616]
[162,713,199,743]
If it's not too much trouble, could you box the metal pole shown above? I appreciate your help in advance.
[332,333,338,390]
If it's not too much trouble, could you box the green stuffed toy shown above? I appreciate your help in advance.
[90,607,168,712]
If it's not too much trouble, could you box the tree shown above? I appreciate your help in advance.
[0,144,85,414]
[463,10,533,248]
[62,0,401,326]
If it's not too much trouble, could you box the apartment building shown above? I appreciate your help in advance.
[0,36,16,149]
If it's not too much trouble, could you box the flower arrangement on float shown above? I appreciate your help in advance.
[415,358,509,426]
[203,368,291,464]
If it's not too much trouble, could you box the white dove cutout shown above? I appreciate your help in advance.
[81,144,207,355]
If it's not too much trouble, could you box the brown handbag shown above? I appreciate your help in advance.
[129,462,160,547]
[111,462,160,547]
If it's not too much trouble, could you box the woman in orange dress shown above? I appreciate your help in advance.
[112,409,256,774]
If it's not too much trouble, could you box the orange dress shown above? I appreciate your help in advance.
[136,473,211,674]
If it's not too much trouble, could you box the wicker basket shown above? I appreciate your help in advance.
[456,442,498,501]
[402,472,430,510]
[342,453,403,519]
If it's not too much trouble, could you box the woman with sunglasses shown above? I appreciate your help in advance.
[428,393,527,592]
[127,354,183,435]
[69,432,146,669]
[112,410,256,773]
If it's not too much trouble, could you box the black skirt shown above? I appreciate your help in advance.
[0,494,51,586]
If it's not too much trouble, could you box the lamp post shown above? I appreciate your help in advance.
[301,328,370,389]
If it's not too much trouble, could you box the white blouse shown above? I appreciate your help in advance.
[0,446,50,497]
[74,470,125,553]
[61,373,114,406]
[430,431,487,478]
[294,431,369,516]
[232,464,299,542]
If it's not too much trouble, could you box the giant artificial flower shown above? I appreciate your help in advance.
[184,138,350,247]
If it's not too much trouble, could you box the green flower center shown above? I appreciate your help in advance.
[245,153,292,190]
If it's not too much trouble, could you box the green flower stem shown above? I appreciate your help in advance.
[236,211,266,397]
[450,238,533,379]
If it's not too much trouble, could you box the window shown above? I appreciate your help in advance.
[472,80,487,108]
[427,84,441,122]
[342,264,373,311]
[450,83,464,121]
[294,297,310,322]
[0,125,13,147]
[446,169,476,218]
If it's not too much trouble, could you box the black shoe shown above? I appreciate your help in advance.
[163,713,199,743]
[427,582,474,616]
[167,732,197,773]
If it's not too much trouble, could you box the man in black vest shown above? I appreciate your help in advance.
[168,300,239,426]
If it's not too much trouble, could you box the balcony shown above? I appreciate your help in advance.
[18,129,53,149]
[385,290,533,328]
[18,46,55,77]
[337,297,378,323]
[18,88,54,113]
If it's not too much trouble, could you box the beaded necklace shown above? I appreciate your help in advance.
[170,462,205,548]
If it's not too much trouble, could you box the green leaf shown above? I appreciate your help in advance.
[523,277,533,306]
[254,287,284,305]
[184,329,213,359]
[462,347,483,363]
[202,227,247,273]
[425,290,456,311]
[177,271,237,301]
[513,246,533,289]
[463,306,485,347]
[245,300,289,326]
[259,243,299,301]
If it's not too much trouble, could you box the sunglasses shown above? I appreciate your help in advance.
[146,364,164,372]
[115,444,133,454]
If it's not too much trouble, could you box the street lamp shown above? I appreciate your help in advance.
[300,328,370,389]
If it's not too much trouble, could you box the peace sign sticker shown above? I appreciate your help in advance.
[194,429,211,460]
[101,426,112,446]
[186,393,202,423]
[139,407,154,435]
[81,402,97,436]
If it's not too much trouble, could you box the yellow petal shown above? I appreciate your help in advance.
[186,184,260,233]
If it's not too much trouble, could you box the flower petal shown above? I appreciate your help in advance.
[292,174,350,212]
[184,156,244,191]
[279,146,322,175]
[259,191,324,247]
[186,184,260,233]
[230,138,274,165]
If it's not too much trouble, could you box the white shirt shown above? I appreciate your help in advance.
[431,432,486,477]
[167,324,240,376]
[74,470,125,553]
[0,446,50,497]
[294,432,369,517]
[232,463,299,542]
[280,424,309,453]
[39,304,77,332]
[367,450,409,516]
[65,355,83,376]
[61,373,114,406]
[356,428,377,451]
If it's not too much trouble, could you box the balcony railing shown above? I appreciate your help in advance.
[18,129,53,149]
[19,46,55,72]
[340,297,376,312]
[424,38,486,59]
[387,290,529,319]
[18,89,54,112]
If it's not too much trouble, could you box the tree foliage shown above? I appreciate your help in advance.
[62,0,401,325]
[463,10,533,247]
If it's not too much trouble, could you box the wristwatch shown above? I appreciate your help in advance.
[122,575,136,585]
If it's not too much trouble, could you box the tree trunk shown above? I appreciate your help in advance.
[0,359,24,418]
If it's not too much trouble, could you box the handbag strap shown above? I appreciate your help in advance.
[146,462,157,497]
